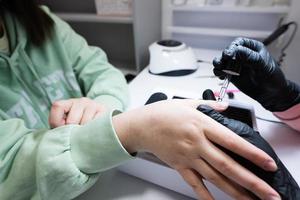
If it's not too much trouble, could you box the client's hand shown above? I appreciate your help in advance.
[49,97,107,128]
[198,105,300,200]
[113,100,280,200]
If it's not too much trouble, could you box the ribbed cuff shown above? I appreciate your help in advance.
[93,95,124,111]
[274,104,300,132]
[274,103,300,120]
[70,110,134,174]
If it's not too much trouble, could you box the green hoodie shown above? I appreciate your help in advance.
[0,7,133,200]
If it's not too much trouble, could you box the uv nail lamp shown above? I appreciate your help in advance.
[119,89,257,199]
[148,40,198,76]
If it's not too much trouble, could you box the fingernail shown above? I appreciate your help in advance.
[266,194,281,200]
[263,160,278,171]
[217,102,229,109]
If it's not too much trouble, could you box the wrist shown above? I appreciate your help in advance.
[112,110,145,154]
[263,81,300,112]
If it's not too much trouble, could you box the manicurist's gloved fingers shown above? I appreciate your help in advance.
[192,158,253,200]
[198,107,277,172]
[186,99,229,112]
[178,169,215,200]
[199,138,280,200]
[49,99,73,128]
[234,45,261,65]
[212,46,239,77]
[231,37,263,52]
[212,57,226,77]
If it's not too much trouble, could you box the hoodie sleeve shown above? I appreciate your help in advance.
[46,7,129,112]
[0,110,133,200]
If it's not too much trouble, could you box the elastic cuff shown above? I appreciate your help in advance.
[70,110,134,174]
[93,95,124,111]
[274,103,300,120]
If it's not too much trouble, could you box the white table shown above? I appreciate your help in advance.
[75,49,300,200]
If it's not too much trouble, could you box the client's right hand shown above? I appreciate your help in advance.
[113,100,280,200]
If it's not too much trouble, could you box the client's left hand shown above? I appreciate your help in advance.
[197,105,300,200]
[49,97,107,128]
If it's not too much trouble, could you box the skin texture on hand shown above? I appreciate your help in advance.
[113,99,280,200]
[49,97,107,128]
[213,37,300,112]
[198,105,300,200]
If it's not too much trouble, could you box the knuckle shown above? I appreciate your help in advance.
[219,161,232,175]
[201,196,212,200]
[224,137,236,149]
[66,118,77,125]
[48,120,55,127]
[189,181,198,189]
[235,37,243,42]
[48,118,59,128]
[80,97,90,103]
[205,173,218,184]
[184,120,203,136]
[248,180,261,193]
[233,194,248,200]
[52,101,63,108]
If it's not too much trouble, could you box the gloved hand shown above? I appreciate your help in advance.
[197,105,300,200]
[213,37,300,112]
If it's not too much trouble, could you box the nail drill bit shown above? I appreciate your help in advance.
[217,51,241,102]
[218,74,232,102]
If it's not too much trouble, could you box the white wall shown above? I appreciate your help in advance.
[284,0,300,84]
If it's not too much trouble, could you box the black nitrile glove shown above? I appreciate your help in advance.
[213,37,300,112]
[197,105,300,200]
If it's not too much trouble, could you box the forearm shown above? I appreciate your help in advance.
[274,103,300,132]
[0,111,133,199]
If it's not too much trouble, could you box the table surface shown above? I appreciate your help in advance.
[75,48,300,200]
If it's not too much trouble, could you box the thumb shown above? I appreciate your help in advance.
[49,99,74,128]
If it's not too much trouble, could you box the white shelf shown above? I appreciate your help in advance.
[57,13,133,24]
[169,26,271,38]
[171,5,290,14]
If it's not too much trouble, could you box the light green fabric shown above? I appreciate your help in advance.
[0,6,133,200]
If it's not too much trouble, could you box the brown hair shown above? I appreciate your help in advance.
[0,0,54,46]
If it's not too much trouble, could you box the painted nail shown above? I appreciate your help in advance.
[266,194,281,200]
[218,102,229,109]
[263,160,278,171]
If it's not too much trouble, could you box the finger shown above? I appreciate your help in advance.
[201,140,280,200]
[66,100,86,125]
[212,57,227,79]
[222,46,237,60]
[178,169,214,200]
[202,115,277,172]
[213,68,226,78]
[212,57,223,69]
[232,37,262,51]
[183,100,229,112]
[80,106,98,125]
[235,45,261,64]
[193,159,253,200]
[49,100,73,128]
